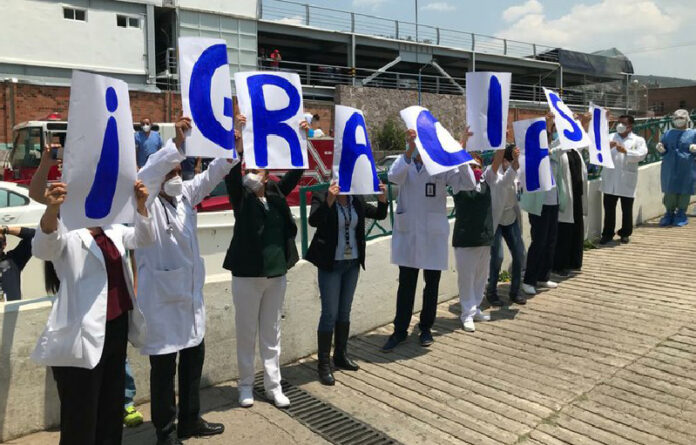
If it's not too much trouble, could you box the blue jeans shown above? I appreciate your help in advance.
[317,259,360,332]
[487,222,524,300]
[124,358,136,409]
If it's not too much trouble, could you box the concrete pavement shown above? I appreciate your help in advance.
[5,217,696,444]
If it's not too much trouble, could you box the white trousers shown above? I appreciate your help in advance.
[455,246,491,322]
[232,275,286,392]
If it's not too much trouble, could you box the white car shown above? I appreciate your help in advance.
[0,181,45,226]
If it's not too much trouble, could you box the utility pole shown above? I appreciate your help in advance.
[415,0,419,42]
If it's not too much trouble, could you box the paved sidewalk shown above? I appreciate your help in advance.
[6,218,696,444]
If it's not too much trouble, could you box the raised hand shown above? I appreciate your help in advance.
[134,180,149,216]
[377,182,388,203]
[326,182,340,207]
[174,116,192,149]
[44,182,67,209]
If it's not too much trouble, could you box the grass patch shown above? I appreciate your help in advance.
[583,239,598,251]
[498,270,512,283]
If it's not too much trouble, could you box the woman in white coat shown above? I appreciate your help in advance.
[32,180,154,445]
[381,129,476,351]
[135,117,239,445]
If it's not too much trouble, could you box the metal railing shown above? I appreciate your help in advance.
[296,115,689,254]
[260,0,558,61]
[259,58,629,108]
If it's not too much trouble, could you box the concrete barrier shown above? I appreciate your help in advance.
[0,161,678,441]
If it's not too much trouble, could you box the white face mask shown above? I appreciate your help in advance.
[243,172,264,192]
[672,118,687,129]
[163,176,183,197]
[142,124,151,133]
[616,123,628,134]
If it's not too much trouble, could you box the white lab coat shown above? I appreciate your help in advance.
[600,132,648,198]
[388,155,475,271]
[558,147,589,224]
[488,166,522,230]
[135,140,237,355]
[31,214,155,369]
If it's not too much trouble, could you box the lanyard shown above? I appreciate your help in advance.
[337,199,352,252]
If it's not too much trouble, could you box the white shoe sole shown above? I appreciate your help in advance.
[239,399,254,408]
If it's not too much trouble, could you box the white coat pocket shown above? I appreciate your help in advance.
[426,212,449,235]
[153,268,192,304]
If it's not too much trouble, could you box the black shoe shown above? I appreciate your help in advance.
[381,332,407,352]
[178,418,224,439]
[553,269,570,278]
[511,295,527,305]
[620,236,630,244]
[418,324,434,347]
[317,330,335,385]
[157,436,183,445]
[599,235,612,245]
[486,295,505,307]
[333,322,359,371]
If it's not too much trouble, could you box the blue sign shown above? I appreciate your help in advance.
[85,87,119,219]
[416,109,473,167]
[592,107,604,163]
[189,43,235,151]
[246,74,304,168]
[338,111,379,193]
[547,90,583,142]
[524,120,552,192]
[487,75,504,148]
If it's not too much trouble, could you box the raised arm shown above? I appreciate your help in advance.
[362,183,388,221]
[308,189,332,228]
[278,168,304,197]
[29,145,61,204]
[225,162,244,210]
[184,156,239,207]
[121,181,155,250]
[33,182,68,261]
[388,130,416,185]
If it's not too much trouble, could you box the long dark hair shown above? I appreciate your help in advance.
[44,261,60,295]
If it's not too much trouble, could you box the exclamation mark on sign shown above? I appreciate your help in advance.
[85,87,120,219]
[593,108,603,163]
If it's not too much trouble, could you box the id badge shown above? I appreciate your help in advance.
[344,246,353,258]
[425,183,436,197]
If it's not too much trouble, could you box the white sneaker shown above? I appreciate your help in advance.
[238,386,254,408]
[462,318,476,332]
[473,311,490,322]
[265,388,291,408]
[522,283,537,295]
[538,280,558,289]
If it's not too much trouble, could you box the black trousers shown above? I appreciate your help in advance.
[524,205,559,285]
[149,340,205,440]
[393,266,441,335]
[52,313,129,445]
[554,199,584,272]
[603,193,634,238]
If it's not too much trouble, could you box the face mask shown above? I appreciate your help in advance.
[243,172,264,192]
[616,123,627,134]
[473,168,483,183]
[551,131,559,140]
[142,124,151,133]
[672,118,687,129]
[163,176,183,197]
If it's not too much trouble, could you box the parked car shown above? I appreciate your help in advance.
[0,181,46,226]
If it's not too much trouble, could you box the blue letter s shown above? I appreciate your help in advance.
[548,92,582,142]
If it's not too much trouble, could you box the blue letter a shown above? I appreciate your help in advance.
[247,74,303,168]
[189,43,235,150]
[416,110,472,166]
[524,120,550,192]
[339,112,379,193]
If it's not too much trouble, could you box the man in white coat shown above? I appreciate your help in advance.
[136,117,239,445]
[381,129,475,351]
[600,115,647,244]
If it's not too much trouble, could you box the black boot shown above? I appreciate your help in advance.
[333,322,359,371]
[317,330,335,385]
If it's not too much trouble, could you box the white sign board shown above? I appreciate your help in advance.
[61,71,137,230]
[543,87,591,150]
[178,37,237,159]
[333,105,380,195]
[234,71,308,169]
[513,117,555,193]
[465,72,511,151]
[399,106,474,176]
[587,103,615,168]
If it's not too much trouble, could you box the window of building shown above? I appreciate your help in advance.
[63,7,86,21]
[117,14,140,28]
[679,100,687,109]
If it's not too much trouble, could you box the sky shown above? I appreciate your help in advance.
[284,0,696,79]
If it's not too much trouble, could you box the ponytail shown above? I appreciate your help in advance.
[44,261,60,295]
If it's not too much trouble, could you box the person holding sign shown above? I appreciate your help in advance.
[305,182,388,385]
[486,144,526,307]
[135,117,237,444]
[655,109,696,227]
[600,115,648,244]
[381,129,476,351]
[453,151,506,332]
[224,115,308,409]
[31,180,154,445]
[519,113,567,296]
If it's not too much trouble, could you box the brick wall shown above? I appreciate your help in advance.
[647,86,696,116]
[0,82,184,143]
